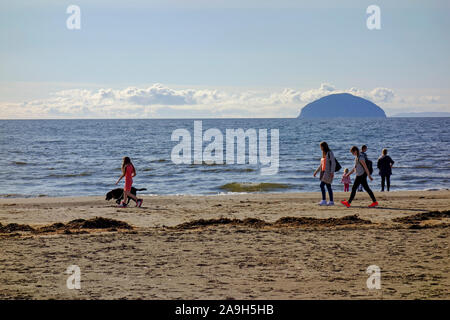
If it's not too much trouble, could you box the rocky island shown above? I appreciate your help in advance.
[298,93,387,118]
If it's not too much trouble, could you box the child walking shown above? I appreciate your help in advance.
[115,156,143,208]
[341,168,351,192]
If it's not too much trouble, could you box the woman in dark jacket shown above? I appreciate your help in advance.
[377,148,395,192]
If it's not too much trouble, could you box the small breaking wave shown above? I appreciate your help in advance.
[203,168,255,173]
[47,172,92,178]
[0,193,27,198]
[219,182,290,192]
[12,161,27,166]
[151,159,169,163]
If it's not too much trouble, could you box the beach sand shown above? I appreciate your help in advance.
[0,190,449,299]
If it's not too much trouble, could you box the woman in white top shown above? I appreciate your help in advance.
[341,146,378,208]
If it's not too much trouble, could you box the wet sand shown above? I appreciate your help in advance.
[0,190,449,299]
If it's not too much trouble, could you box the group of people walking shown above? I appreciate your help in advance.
[115,142,394,209]
[313,142,394,208]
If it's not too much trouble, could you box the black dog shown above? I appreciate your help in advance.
[105,187,147,205]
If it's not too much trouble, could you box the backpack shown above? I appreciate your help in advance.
[327,152,341,172]
[360,154,373,175]
[366,159,373,175]
[334,158,342,172]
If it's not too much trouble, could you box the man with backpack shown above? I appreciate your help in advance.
[340,146,378,208]
[358,145,373,191]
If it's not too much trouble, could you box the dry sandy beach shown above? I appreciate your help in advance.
[0,190,449,299]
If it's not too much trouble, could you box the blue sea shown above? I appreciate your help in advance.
[0,118,449,197]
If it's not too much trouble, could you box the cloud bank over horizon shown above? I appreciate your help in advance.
[0,83,445,119]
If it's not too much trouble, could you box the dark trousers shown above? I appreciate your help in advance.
[320,181,333,202]
[381,174,391,191]
[349,174,376,203]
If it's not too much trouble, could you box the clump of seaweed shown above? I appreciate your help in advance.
[0,217,133,236]
[171,214,371,230]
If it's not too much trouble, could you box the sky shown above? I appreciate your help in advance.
[0,0,449,118]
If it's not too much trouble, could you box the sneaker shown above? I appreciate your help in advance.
[318,200,327,206]
[341,200,351,208]
[368,201,378,208]
[136,199,143,207]
[117,202,127,208]
[327,201,334,206]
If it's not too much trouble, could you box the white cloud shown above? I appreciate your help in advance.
[291,83,395,104]
[0,83,445,118]
[299,83,336,103]
[419,95,440,103]
[369,87,395,103]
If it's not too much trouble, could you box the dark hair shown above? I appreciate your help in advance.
[350,146,360,157]
[320,141,330,157]
[382,148,388,155]
[121,157,134,175]
[361,145,367,151]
